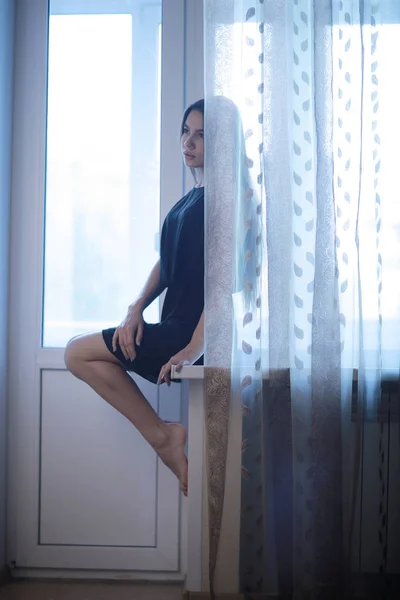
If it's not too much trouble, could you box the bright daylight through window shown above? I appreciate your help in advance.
[42,0,162,347]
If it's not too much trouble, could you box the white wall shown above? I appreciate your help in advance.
[0,0,15,574]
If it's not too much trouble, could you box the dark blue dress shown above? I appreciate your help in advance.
[102,186,204,383]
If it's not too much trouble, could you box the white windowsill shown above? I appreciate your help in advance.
[171,364,398,383]
[171,365,205,380]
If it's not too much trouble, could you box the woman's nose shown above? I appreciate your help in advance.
[185,136,195,148]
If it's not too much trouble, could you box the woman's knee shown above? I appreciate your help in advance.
[64,335,85,374]
[64,331,118,374]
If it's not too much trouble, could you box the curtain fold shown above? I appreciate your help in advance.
[204,0,400,598]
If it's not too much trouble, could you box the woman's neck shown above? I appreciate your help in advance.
[194,168,204,188]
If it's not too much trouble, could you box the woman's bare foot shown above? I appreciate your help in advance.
[153,423,188,496]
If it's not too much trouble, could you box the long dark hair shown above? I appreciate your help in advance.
[180,99,204,183]
[205,95,260,308]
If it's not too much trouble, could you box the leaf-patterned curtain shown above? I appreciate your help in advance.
[204,0,400,597]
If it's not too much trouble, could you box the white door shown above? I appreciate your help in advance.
[7,0,187,575]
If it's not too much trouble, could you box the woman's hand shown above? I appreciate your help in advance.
[157,345,202,386]
[112,304,144,361]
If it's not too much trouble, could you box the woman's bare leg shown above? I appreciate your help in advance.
[64,332,188,495]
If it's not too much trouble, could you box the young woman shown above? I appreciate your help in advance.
[64,100,205,496]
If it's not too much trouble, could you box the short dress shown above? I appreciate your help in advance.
[102,186,204,383]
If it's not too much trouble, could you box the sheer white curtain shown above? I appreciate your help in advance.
[204,0,400,597]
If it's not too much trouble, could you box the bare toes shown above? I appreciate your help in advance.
[156,423,188,494]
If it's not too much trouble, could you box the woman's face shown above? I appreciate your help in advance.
[181,110,204,169]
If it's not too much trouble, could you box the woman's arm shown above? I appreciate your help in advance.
[186,310,204,357]
[113,259,165,361]
[157,310,204,385]
[131,259,166,312]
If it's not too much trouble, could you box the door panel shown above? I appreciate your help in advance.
[8,0,185,574]
[40,371,157,547]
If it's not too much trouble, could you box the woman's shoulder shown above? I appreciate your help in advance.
[171,186,204,211]
[184,185,204,199]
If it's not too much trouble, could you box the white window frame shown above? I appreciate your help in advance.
[8,0,187,367]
